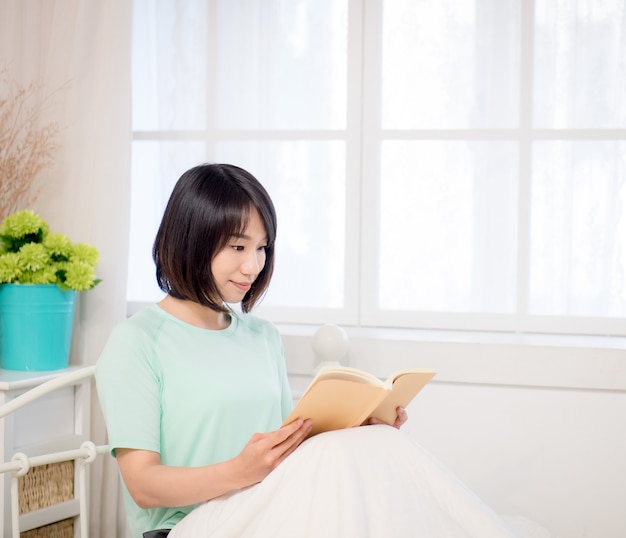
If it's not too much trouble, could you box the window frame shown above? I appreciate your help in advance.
[129,0,626,336]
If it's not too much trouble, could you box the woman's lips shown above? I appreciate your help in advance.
[231,281,252,292]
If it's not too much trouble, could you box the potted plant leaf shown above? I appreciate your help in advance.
[0,209,100,370]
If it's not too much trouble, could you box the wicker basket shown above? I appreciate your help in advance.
[18,461,74,513]
[20,518,74,538]
[17,461,75,537]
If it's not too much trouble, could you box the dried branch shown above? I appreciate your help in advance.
[0,69,67,219]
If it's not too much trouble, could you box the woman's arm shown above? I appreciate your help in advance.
[117,418,312,509]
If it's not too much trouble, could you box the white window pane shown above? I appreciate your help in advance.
[128,141,206,302]
[382,0,520,129]
[533,0,626,128]
[216,0,348,130]
[132,0,208,130]
[216,141,346,308]
[378,141,518,313]
[530,141,626,316]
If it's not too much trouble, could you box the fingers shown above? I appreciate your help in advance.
[235,419,312,487]
[273,418,311,448]
[393,406,408,429]
[272,419,312,465]
[275,418,312,453]
[366,406,408,429]
[252,418,312,466]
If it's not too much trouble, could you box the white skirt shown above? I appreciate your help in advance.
[169,425,518,538]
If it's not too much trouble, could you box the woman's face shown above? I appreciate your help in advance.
[211,208,268,304]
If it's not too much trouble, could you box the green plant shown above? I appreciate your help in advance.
[0,209,100,291]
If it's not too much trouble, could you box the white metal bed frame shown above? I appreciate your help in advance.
[0,366,108,538]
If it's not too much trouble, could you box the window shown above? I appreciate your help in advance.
[129,0,626,336]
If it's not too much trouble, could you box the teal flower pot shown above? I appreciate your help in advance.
[0,284,76,371]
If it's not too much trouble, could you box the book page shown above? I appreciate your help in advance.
[314,365,384,387]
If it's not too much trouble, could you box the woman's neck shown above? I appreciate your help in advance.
[158,295,231,330]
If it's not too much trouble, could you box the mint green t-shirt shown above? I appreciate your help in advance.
[95,305,293,537]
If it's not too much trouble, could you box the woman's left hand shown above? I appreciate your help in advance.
[366,406,408,429]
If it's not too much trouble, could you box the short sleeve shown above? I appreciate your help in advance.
[95,320,163,455]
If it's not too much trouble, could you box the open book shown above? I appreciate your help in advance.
[283,365,436,437]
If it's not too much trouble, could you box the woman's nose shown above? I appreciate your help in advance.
[241,251,263,274]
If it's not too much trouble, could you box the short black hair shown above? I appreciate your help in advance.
[153,163,277,313]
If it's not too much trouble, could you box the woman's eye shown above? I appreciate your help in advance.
[230,244,266,252]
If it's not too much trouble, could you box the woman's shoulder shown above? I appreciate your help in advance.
[96,305,176,375]
[102,305,172,352]
[112,304,164,333]
[235,312,280,338]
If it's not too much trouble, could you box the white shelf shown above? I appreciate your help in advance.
[0,366,92,537]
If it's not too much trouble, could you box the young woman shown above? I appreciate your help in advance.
[96,163,518,538]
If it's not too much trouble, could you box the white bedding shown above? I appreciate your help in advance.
[169,425,523,538]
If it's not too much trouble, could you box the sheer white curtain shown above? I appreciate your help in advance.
[130,0,626,335]
[130,0,353,323]
[0,1,132,536]
[363,0,626,333]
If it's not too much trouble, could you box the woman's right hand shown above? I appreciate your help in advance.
[230,418,312,488]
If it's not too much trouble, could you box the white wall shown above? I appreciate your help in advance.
[280,325,626,538]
